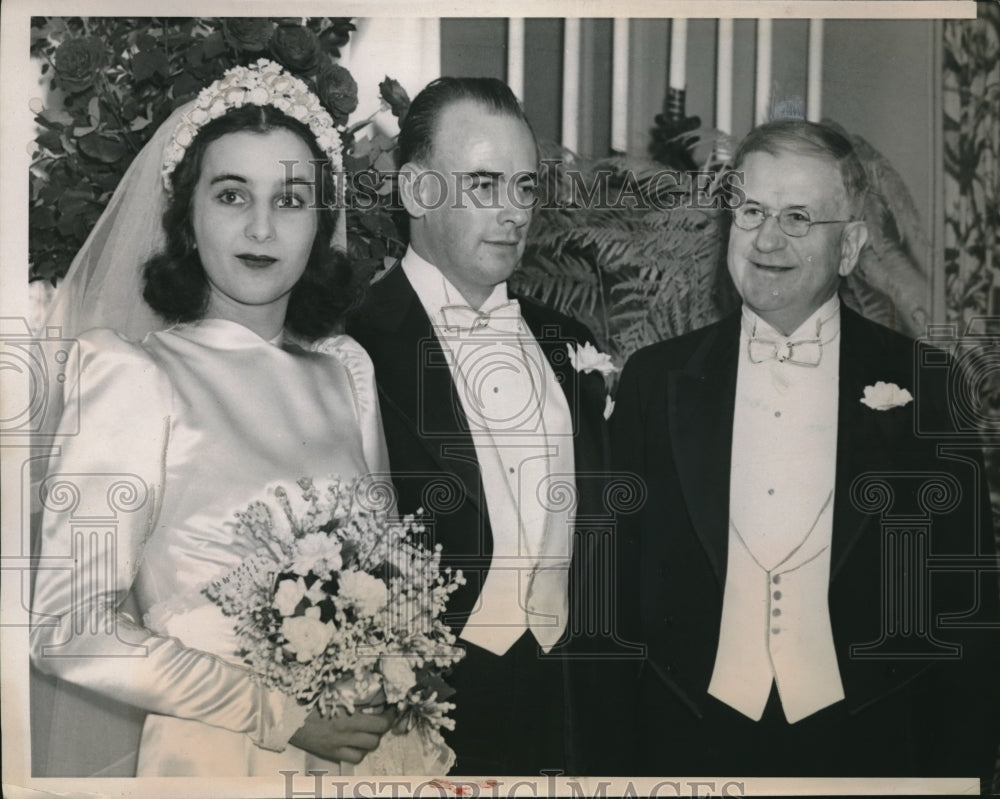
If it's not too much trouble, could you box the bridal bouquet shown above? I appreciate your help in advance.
[203,476,465,774]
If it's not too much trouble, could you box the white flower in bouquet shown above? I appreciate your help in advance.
[273,577,306,617]
[273,575,327,617]
[259,489,296,548]
[338,569,388,618]
[280,607,334,662]
[291,532,343,575]
[379,655,418,703]
[203,476,466,775]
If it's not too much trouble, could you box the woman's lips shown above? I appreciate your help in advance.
[237,254,278,268]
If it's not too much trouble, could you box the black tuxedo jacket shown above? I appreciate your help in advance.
[347,263,609,637]
[608,304,1000,779]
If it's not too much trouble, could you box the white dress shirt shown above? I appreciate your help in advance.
[401,249,575,654]
[709,295,846,723]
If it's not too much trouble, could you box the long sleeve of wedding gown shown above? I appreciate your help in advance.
[29,329,308,752]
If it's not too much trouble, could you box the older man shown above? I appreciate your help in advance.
[347,78,608,775]
[608,120,1000,782]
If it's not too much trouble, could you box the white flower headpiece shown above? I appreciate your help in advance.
[161,58,343,193]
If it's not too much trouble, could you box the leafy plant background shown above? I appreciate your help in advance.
[943,3,1000,326]
[29,16,407,290]
[944,7,1000,787]
[943,3,1000,568]
[511,140,733,369]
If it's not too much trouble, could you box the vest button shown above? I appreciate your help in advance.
[772,574,781,585]
[772,608,781,617]
[771,627,781,634]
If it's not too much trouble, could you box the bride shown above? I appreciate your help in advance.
[30,60,402,777]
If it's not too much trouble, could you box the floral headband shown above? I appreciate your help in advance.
[161,58,344,193]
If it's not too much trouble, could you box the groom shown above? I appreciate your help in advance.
[609,119,1000,782]
[348,77,608,775]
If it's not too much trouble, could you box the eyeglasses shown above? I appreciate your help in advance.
[731,203,854,238]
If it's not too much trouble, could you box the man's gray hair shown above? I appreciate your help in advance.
[732,119,868,215]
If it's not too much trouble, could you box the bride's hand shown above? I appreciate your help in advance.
[289,703,396,764]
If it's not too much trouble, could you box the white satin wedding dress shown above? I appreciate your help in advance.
[30,319,390,777]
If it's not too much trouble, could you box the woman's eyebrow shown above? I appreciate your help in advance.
[208,174,315,187]
[209,173,247,185]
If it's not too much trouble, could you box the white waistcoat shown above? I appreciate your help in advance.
[708,297,845,722]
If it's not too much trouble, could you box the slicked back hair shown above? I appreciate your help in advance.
[732,119,868,216]
[398,76,534,166]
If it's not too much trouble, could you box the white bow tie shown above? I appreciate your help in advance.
[440,300,523,334]
[747,336,824,367]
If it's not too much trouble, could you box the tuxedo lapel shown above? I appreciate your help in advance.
[520,303,579,405]
[362,266,484,514]
[668,315,741,584]
[661,308,889,586]
[830,308,891,581]
[518,297,607,488]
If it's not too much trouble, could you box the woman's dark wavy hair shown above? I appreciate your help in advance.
[143,104,355,339]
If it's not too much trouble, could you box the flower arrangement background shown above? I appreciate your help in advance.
[29,16,407,289]
[203,475,465,774]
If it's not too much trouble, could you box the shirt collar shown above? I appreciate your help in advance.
[741,294,841,345]
[401,247,509,321]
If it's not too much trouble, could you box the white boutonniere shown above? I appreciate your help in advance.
[568,343,619,420]
[860,381,913,411]
[567,342,619,378]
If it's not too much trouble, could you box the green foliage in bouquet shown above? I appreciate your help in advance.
[29,17,407,286]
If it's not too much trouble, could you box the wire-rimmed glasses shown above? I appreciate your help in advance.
[731,203,854,237]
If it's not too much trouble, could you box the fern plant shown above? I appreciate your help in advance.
[827,122,933,338]
[513,141,734,368]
